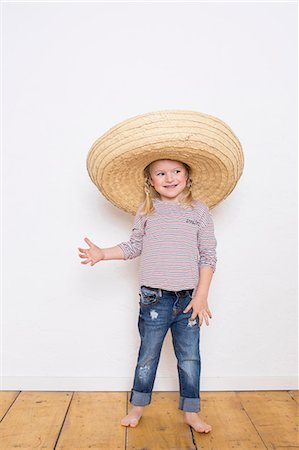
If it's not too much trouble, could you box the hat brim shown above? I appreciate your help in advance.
[87,110,244,215]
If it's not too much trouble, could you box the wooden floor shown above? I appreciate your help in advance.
[0,390,298,449]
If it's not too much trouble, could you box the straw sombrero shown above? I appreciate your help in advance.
[86,110,244,215]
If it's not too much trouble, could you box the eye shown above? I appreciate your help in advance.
[157,170,181,175]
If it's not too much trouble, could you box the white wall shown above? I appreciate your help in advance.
[2,1,298,391]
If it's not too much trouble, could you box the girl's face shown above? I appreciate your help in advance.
[149,159,189,203]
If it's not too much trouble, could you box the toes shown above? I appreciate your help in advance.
[129,419,139,427]
[130,423,137,427]
[121,420,129,426]
[121,414,141,428]
[187,422,212,433]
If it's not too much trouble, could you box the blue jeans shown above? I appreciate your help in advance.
[130,285,201,413]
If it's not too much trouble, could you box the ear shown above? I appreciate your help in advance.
[148,175,154,186]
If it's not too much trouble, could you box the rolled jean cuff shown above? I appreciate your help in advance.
[130,389,152,406]
[178,396,200,412]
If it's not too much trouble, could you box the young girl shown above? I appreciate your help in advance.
[78,158,217,434]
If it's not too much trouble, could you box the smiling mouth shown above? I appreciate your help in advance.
[164,185,178,188]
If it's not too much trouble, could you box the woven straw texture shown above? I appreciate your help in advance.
[86,110,244,215]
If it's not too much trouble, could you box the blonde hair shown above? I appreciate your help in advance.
[140,159,195,215]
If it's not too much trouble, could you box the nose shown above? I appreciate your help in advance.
[165,173,174,183]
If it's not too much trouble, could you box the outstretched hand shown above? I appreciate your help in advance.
[78,237,104,266]
[183,292,212,327]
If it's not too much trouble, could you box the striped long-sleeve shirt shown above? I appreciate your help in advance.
[117,197,217,291]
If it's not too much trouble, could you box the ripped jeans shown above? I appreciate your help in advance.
[130,285,201,413]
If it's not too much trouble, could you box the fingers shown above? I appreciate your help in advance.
[189,310,212,327]
[81,259,91,264]
[78,240,96,266]
[200,311,212,326]
[81,258,95,266]
[183,304,192,313]
[203,313,209,326]
[84,237,93,246]
[78,250,90,260]
[194,313,206,327]
[78,238,93,254]
[78,249,93,265]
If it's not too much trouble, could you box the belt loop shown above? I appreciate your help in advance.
[159,288,162,297]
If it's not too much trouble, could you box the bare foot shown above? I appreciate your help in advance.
[121,405,144,427]
[184,412,212,433]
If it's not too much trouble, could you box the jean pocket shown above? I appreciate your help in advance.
[139,286,162,307]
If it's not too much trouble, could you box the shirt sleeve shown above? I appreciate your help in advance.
[197,206,217,273]
[117,206,145,260]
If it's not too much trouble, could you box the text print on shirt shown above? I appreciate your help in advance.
[185,218,202,226]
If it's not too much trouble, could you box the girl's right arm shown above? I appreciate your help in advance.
[79,206,144,266]
[78,237,125,266]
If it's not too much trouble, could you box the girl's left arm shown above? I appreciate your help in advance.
[183,207,217,325]
[186,267,214,326]
[194,206,217,297]
[194,266,214,297]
